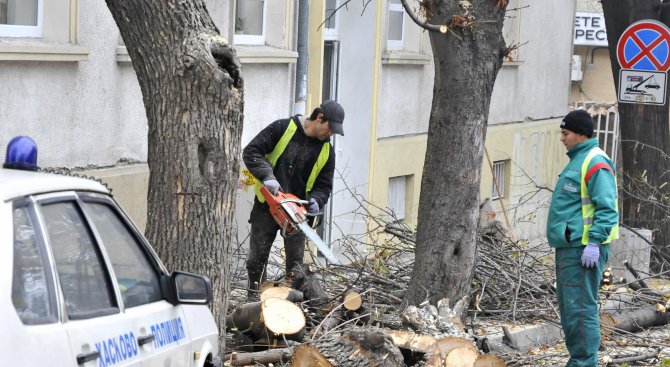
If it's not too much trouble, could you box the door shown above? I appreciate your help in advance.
[79,196,191,367]
[36,197,141,367]
[320,40,341,246]
[4,201,72,367]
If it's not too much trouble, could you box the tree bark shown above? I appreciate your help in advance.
[601,303,670,333]
[405,0,508,307]
[104,0,243,352]
[601,0,670,271]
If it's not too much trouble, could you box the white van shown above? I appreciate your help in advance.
[0,167,221,367]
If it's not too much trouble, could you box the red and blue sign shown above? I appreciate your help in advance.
[617,20,670,72]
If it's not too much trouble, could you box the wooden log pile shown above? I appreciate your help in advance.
[224,204,670,366]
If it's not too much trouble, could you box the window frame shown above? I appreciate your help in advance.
[491,160,507,200]
[0,0,44,38]
[79,194,165,308]
[324,0,339,40]
[234,0,267,45]
[35,194,120,320]
[502,0,522,62]
[388,175,408,222]
[387,0,405,50]
[11,198,59,325]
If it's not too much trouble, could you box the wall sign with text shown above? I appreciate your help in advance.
[574,12,608,47]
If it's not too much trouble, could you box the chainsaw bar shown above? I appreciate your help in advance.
[297,221,340,264]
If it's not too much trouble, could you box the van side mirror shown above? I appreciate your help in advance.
[161,271,212,305]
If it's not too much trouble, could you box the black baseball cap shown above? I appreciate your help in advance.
[320,100,345,136]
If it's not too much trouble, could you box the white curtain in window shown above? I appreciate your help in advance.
[388,176,406,221]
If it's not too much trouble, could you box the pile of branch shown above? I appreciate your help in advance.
[225,199,670,366]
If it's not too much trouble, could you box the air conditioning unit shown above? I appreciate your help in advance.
[571,55,583,81]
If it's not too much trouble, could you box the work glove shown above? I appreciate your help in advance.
[263,179,281,195]
[581,243,600,268]
[306,198,319,216]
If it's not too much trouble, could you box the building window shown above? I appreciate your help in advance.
[387,0,404,50]
[325,0,338,39]
[388,176,408,221]
[0,0,43,38]
[502,0,521,61]
[235,0,265,45]
[491,160,507,200]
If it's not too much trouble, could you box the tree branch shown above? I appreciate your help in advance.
[399,0,449,34]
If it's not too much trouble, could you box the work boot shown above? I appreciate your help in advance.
[247,280,260,301]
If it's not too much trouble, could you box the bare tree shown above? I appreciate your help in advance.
[104,0,244,348]
[400,0,510,307]
[601,0,670,270]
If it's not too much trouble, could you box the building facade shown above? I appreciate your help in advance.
[2,0,577,259]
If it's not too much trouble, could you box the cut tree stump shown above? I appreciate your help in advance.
[473,354,508,367]
[385,329,442,366]
[343,291,363,311]
[386,329,483,367]
[226,298,306,341]
[260,285,304,303]
[601,304,670,334]
[291,328,405,367]
[437,336,481,365]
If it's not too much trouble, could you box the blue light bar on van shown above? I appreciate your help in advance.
[3,136,38,171]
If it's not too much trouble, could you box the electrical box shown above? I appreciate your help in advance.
[571,55,583,81]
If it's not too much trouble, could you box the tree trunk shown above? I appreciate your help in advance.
[104,0,244,352]
[601,0,670,271]
[405,0,508,307]
[601,304,670,333]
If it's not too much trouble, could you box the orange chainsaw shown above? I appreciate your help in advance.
[259,186,339,264]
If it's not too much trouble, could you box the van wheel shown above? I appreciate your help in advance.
[205,356,222,367]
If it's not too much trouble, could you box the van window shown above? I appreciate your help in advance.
[41,201,117,319]
[83,202,162,308]
[12,205,57,324]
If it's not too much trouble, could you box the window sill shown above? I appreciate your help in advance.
[235,45,298,64]
[382,50,432,65]
[0,39,89,62]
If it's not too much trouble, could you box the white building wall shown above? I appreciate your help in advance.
[489,1,574,124]
[0,0,297,232]
[325,1,376,240]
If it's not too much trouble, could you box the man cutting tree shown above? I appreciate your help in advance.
[243,100,345,298]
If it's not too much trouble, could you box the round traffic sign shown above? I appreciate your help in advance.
[617,20,670,72]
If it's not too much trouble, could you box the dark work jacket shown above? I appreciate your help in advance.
[243,115,335,208]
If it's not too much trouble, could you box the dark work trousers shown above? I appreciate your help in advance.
[555,244,610,367]
[246,200,306,292]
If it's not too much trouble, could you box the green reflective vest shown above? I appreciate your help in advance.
[253,119,330,203]
[580,147,620,244]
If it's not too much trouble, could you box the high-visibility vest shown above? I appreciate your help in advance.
[253,119,330,203]
[580,147,619,244]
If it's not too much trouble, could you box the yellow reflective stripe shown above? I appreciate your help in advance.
[306,142,330,195]
[254,119,299,202]
[580,147,619,245]
[253,119,330,202]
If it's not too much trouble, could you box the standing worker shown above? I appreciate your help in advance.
[547,109,619,366]
[243,100,345,297]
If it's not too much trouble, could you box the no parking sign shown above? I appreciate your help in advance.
[617,20,670,105]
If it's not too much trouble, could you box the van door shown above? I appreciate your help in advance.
[79,197,191,366]
[37,198,142,367]
[5,202,72,367]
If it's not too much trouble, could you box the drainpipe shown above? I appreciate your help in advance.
[294,0,309,115]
